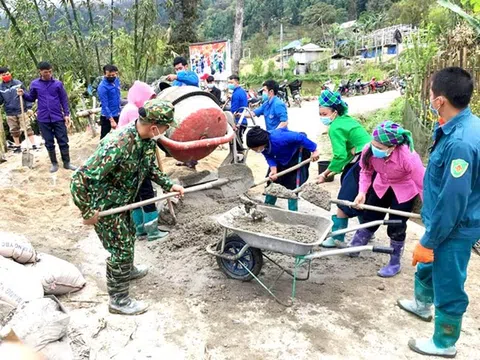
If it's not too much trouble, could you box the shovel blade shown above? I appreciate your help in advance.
[217,163,254,198]
[22,150,34,169]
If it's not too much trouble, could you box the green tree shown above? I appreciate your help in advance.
[387,0,436,26]
[302,3,340,26]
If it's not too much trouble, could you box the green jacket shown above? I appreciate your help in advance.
[70,122,173,220]
[328,114,371,173]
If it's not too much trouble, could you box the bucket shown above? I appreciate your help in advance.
[318,160,334,182]
[156,86,234,162]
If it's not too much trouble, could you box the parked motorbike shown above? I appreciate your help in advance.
[354,78,369,95]
[248,87,263,110]
[288,79,302,107]
[338,79,354,97]
[368,77,387,93]
[278,80,291,107]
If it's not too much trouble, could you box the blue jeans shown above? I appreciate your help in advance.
[38,121,69,152]
[416,238,477,317]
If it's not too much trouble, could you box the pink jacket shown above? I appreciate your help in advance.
[118,81,155,128]
[359,144,425,203]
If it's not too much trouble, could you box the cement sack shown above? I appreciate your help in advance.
[6,297,70,351]
[0,300,15,325]
[40,337,74,360]
[0,231,37,264]
[0,256,44,307]
[28,253,86,295]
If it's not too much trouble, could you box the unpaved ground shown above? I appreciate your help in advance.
[1,92,479,359]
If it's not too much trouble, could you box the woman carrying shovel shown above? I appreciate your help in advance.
[349,121,425,278]
[317,89,371,248]
[246,126,320,211]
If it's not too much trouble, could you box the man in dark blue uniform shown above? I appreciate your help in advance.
[398,67,480,358]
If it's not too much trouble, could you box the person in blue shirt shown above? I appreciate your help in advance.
[244,80,288,131]
[166,57,199,87]
[398,67,480,358]
[228,74,249,157]
[98,64,122,139]
[246,126,319,211]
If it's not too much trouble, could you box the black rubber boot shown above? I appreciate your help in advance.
[60,149,77,171]
[106,260,148,315]
[47,150,59,173]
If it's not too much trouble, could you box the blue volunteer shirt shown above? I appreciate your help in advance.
[172,70,199,87]
[230,86,249,125]
[254,96,288,131]
[98,77,121,118]
[421,107,480,249]
[263,128,317,167]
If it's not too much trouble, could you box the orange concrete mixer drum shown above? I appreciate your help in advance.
[156,86,234,162]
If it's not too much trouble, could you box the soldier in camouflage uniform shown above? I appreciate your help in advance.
[70,99,184,315]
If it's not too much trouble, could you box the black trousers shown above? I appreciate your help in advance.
[266,148,311,190]
[135,178,156,213]
[363,187,417,240]
[100,115,119,140]
[38,121,69,152]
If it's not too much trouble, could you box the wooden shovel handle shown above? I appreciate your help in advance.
[331,199,421,219]
[254,158,313,187]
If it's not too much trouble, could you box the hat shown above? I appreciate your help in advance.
[372,121,414,151]
[139,99,176,127]
[246,126,270,148]
[318,89,348,113]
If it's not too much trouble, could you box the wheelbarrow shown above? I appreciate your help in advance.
[206,205,399,306]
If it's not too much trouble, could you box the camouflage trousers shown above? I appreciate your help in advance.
[94,212,135,300]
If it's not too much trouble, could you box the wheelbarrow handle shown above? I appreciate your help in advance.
[331,199,422,219]
[372,246,394,254]
[99,178,229,217]
[158,123,235,150]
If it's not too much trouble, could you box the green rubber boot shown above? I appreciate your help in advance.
[322,215,348,248]
[398,277,434,322]
[132,209,147,239]
[288,199,298,212]
[143,210,169,241]
[408,310,461,358]
[264,194,277,206]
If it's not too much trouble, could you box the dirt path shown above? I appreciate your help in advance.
[1,93,479,359]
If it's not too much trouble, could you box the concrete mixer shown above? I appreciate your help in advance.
[156,86,235,163]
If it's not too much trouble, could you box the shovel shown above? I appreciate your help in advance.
[19,96,34,168]
[99,163,255,217]
[331,199,421,219]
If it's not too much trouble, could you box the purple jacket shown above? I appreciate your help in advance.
[23,78,70,123]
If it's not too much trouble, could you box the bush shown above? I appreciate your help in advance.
[357,97,405,133]
[252,57,264,77]
[266,60,276,78]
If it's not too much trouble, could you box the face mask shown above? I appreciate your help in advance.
[2,74,12,82]
[262,93,268,103]
[429,99,440,117]
[207,84,214,89]
[371,144,389,158]
[106,76,116,83]
[151,127,163,142]
[227,84,235,91]
[254,147,264,153]
[320,116,333,126]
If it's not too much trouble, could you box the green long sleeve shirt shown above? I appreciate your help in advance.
[70,122,173,220]
[327,114,371,173]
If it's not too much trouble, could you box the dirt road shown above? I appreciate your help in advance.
[0,92,478,359]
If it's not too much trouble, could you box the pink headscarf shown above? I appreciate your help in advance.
[118,81,156,128]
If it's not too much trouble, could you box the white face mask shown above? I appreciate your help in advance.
[151,127,163,142]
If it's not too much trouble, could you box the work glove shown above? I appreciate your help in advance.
[412,242,434,266]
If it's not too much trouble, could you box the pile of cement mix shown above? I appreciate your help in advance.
[264,183,298,199]
[231,214,320,243]
[300,183,331,211]
[162,192,241,250]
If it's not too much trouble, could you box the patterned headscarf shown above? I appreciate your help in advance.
[139,99,177,127]
[372,121,414,151]
[318,89,348,113]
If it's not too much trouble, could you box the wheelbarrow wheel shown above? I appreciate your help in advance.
[216,234,263,282]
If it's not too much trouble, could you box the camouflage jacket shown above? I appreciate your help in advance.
[70,122,173,220]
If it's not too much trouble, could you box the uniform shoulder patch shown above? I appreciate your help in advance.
[450,159,469,178]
